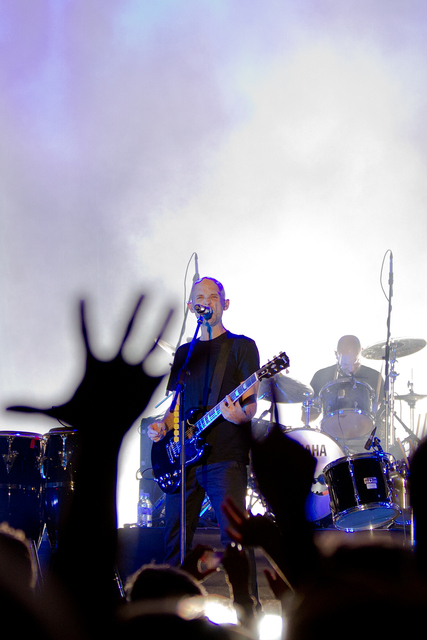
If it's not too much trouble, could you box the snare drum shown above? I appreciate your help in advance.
[42,427,79,551]
[0,431,44,544]
[324,452,400,531]
[284,428,344,522]
[320,378,375,439]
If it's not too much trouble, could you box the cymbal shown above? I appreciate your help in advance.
[395,392,427,404]
[155,338,175,356]
[258,373,313,404]
[361,337,426,360]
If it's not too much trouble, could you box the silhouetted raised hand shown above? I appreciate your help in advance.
[7,295,173,636]
[8,296,172,444]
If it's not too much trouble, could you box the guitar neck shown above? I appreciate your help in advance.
[193,371,258,437]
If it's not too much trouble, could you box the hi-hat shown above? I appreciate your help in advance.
[361,337,426,360]
[258,374,313,404]
[395,392,427,405]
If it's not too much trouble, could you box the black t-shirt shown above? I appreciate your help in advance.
[167,331,260,465]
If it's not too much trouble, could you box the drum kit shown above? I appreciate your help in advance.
[0,426,78,549]
[255,336,427,533]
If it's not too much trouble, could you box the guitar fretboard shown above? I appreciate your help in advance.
[193,371,258,437]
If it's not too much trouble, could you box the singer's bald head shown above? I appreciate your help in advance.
[189,277,226,305]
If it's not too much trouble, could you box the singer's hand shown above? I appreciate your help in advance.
[147,421,167,442]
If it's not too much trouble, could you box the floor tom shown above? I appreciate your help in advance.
[324,452,399,531]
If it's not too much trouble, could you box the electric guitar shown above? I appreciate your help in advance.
[151,351,290,493]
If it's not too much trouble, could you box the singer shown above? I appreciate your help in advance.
[302,335,385,453]
[147,277,260,566]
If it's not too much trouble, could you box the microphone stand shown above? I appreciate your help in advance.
[384,252,394,453]
[169,315,204,565]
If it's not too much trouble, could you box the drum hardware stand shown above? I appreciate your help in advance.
[386,349,400,453]
[367,434,415,540]
[3,436,18,474]
[258,404,276,426]
[113,566,125,599]
[394,381,427,448]
[246,466,271,516]
[382,251,393,453]
[302,393,323,430]
[58,433,70,469]
[392,411,421,450]
[29,538,44,590]
[302,395,313,427]
[405,381,417,433]
[371,436,384,455]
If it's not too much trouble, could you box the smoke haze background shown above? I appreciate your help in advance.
[1,0,426,525]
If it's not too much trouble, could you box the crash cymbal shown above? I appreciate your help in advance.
[258,373,313,404]
[395,392,427,404]
[361,337,426,360]
[155,338,175,356]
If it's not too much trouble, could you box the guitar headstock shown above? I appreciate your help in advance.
[258,351,290,379]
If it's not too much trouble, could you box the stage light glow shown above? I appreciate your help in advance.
[258,613,284,640]
[202,597,238,626]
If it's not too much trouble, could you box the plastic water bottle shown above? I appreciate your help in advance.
[137,492,153,527]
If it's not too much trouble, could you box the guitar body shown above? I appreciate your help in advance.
[151,424,208,494]
[151,351,289,494]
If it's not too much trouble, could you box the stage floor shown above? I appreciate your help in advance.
[114,522,413,613]
[36,521,413,619]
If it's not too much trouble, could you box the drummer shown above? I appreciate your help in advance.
[302,335,385,452]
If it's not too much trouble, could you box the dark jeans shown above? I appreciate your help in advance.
[164,460,248,567]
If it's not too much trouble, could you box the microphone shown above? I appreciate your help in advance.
[364,427,376,451]
[194,304,213,319]
[193,253,200,283]
[389,251,393,297]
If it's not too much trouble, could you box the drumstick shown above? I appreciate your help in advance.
[416,414,421,438]
[423,413,427,440]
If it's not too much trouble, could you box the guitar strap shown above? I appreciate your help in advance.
[207,333,234,409]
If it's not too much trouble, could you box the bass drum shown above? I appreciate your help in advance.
[42,427,79,552]
[0,431,44,545]
[284,428,344,522]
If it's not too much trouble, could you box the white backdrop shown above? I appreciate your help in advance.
[0,1,426,526]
